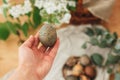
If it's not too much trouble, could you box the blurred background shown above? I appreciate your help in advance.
[0,0,120,78]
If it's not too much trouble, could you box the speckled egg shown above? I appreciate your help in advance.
[39,24,57,47]
[79,55,91,66]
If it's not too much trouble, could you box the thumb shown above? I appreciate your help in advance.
[22,35,35,48]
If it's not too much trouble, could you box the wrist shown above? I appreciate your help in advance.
[9,65,41,80]
[16,65,40,80]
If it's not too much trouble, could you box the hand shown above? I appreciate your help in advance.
[8,32,59,80]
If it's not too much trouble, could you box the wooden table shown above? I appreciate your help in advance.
[0,0,120,77]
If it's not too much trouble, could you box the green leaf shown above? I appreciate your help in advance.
[2,0,7,4]
[82,42,87,49]
[107,67,113,74]
[33,7,41,28]
[14,23,21,29]
[114,40,120,54]
[95,28,104,35]
[51,16,59,23]
[106,54,120,65]
[90,37,99,46]
[104,32,118,46]
[115,73,120,80]
[22,23,29,37]
[3,8,8,18]
[85,28,94,37]
[30,0,35,4]
[91,53,104,67]
[67,4,76,11]
[5,21,18,35]
[114,49,120,54]
[26,12,32,17]
[0,23,10,40]
[98,39,108,48]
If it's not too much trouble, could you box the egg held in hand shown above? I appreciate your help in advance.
[39,24,57,47]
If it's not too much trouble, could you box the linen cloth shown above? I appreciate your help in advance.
[84,0,115,21]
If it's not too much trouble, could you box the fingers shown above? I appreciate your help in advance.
[38,45,47,53]
[22,35,35,48]
[33,32,40,47]
[47,38,60,58]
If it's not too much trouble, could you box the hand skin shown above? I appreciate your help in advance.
[8,32,60,80]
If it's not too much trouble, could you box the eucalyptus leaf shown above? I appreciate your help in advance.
[85,28,94,37]
[95,27,104,35]
[114,40,120,54]
[90,37,99,46]
[82,42,87,49]
[104,32,118,46]
[91,53,104,67]
[107,67,113,74]
[22,23,29,37]
[115,73,120,80]
[98,39,108,48]
[106,54,120,65]
[0,23,10,40]
[33,7,41,28]
[114,49,120,54]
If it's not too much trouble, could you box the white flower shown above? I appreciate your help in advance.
[68,1,76,7]
[43,1,57,14]
[9,5,23,18]
[34,0,44,9]
[24,0,32,7]
[22,0,32,15]
[57,3,68,12]
[60,13,71,24]
[22,5,32,15]
[9,0,32,18]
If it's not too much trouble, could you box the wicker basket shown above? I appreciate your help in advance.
[70,0,101,25]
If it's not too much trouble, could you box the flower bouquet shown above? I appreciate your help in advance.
[0,0,77,41]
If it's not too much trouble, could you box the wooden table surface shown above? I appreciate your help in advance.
[0,0,120,77]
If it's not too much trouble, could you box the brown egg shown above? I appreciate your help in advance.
[80,75,90,80]
[65,75,79,80]
[62,67,73,78]
[109,73,115,80]
[66,56,78,67]
[84,66,96,78]
[78,55,91,66]
[72,64,84,76]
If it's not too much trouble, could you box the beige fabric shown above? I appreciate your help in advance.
[83,0,115,21]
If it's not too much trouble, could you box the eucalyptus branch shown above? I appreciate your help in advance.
[82,27,120,74]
